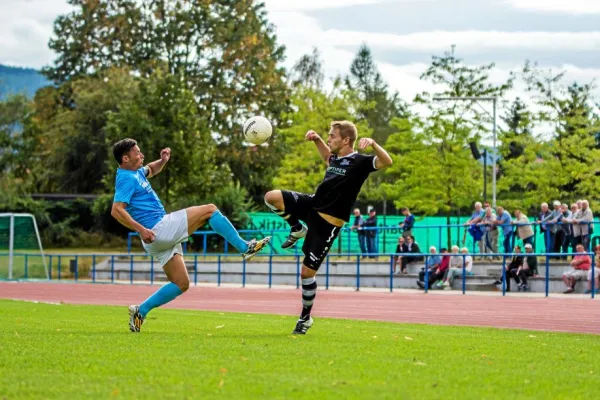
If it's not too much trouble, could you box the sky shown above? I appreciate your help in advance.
[0,0,599,115]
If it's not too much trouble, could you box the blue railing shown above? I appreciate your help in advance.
[1,251,596,299]
[126,221,596,257]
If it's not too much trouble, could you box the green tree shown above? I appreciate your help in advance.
[290,47,324,90]
[345,45,408,145]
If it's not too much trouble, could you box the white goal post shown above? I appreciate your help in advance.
[0,213,49,280]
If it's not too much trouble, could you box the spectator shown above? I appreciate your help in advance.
[399,207,415,240]
[512,209,534,248]
[363,209,378,259]
[479,207,498,260]
[495,206,513,256]
[536,202,553,252]
[516,243,539,292]
[400,235,421,274]
[351,208,367,259]
[417,246,441,287]
[464,202,485,253]
[418,248,449,289]
[547,200,563,258]
[585,245,600,294]
[566,203,579,254]
[393,236,405,274]
[437,247,473,290]
[562,244,591,294]
[495,245,524,291]
[558,203,572,260]
[573,200,593,251]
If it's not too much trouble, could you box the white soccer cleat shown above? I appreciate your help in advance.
[128,305,145,332]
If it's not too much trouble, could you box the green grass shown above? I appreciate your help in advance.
[1,300,599,399]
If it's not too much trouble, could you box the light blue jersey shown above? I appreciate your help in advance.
[113,167,166,229]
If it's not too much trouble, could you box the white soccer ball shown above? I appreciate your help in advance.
[243,116,272,145]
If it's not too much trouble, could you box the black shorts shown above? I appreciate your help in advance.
[282,190,341,271]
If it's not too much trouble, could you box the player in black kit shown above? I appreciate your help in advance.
[264,121,393,334]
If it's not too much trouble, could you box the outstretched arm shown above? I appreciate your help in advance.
[111,202,156,243]
[305,130,331,164]
[358,138,393,169]
[145,148,171,178]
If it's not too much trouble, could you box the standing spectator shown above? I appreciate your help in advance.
[573,200,593,251]
[464,202,485,253]
[585,245,600,294]
[558,203,573,260]
[393,236,405,274]
[363,209,378,259]
[479,207,498,260]
[512,209,534,248]
[400,235,421,274]
[548,200,563,257]
[495,206,513,256]
[516,243,539,292]
[536,203,553,253]
[351,208,367,259]
[418,248,449,289]
[562,243,591,293]
[399,207,415,240]
[417,246,441,287]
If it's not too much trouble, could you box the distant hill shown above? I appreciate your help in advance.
[0,65,51,99]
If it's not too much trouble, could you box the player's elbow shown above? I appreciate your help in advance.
[110,204,120,219]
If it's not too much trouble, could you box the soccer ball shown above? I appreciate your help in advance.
[243,116,272,145]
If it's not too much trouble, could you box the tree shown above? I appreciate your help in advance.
[345,45,408,145]
[0,94,37,181]
[290,47,324,90]
[43,0,291,198]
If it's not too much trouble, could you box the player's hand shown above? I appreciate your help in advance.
[358,138,375,149]
[160,148,171,162]
[305,130,320,141]
[139,228,156,244]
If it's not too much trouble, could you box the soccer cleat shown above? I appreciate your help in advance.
[243,236,272,261]
[292,317,314,335]
[128,305,145,332]
[281,225,308,249]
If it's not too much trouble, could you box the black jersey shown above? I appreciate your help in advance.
[312,152,377,222]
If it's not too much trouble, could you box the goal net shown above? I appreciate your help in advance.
[0,213,48,279]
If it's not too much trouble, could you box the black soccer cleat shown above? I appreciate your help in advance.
[282,225,308,249]
[292,317,314,335]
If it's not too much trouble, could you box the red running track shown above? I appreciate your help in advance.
[1,282,598,334]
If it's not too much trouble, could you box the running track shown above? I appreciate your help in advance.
[1,282,598,334]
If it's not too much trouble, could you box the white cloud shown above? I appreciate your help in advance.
[263,0,385,12]
[321,30,600,52]
[503,0,600,14]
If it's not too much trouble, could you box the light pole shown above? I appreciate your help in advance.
[432,96,498,207]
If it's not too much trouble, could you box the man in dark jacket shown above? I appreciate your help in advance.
[516,243,539,292]
[400,235,421,273]
[363,209,378,259]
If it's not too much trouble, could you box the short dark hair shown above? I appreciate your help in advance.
[113,138,137,164]
[401,207,408,212]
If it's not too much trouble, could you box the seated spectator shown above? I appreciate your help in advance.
[393,236,405,274]
[562,244,591,294]
[516,243,539,292]
[436,247,473,290]
[585,245,600,294]
[495,245,524,291]
[400,235,421,274]
[417,246,440,288]
[418,248,449,289]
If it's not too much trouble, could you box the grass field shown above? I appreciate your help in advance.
[1,300,599,399]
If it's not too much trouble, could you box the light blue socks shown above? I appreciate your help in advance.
[139,282,183,317]
[209,210,249,253]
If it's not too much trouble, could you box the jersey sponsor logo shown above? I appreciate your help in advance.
[326,166,346,176]
[140,180,154,194]
[340,159,351,166]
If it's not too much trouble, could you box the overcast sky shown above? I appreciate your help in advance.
[1,0,599,106]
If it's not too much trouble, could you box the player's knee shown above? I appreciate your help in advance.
[177,278,190,292]
[264,191,279,206]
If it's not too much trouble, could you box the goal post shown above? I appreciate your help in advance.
[0,213,48,280]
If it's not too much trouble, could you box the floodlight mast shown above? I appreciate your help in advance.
[432,96,498,208]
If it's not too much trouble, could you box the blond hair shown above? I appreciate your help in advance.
[331,121,357,146]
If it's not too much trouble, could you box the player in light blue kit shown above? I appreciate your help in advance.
[111,138,271,332]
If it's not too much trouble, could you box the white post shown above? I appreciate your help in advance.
[492,98,497,208]
[8,214,14,280]
[30,215,49,279]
